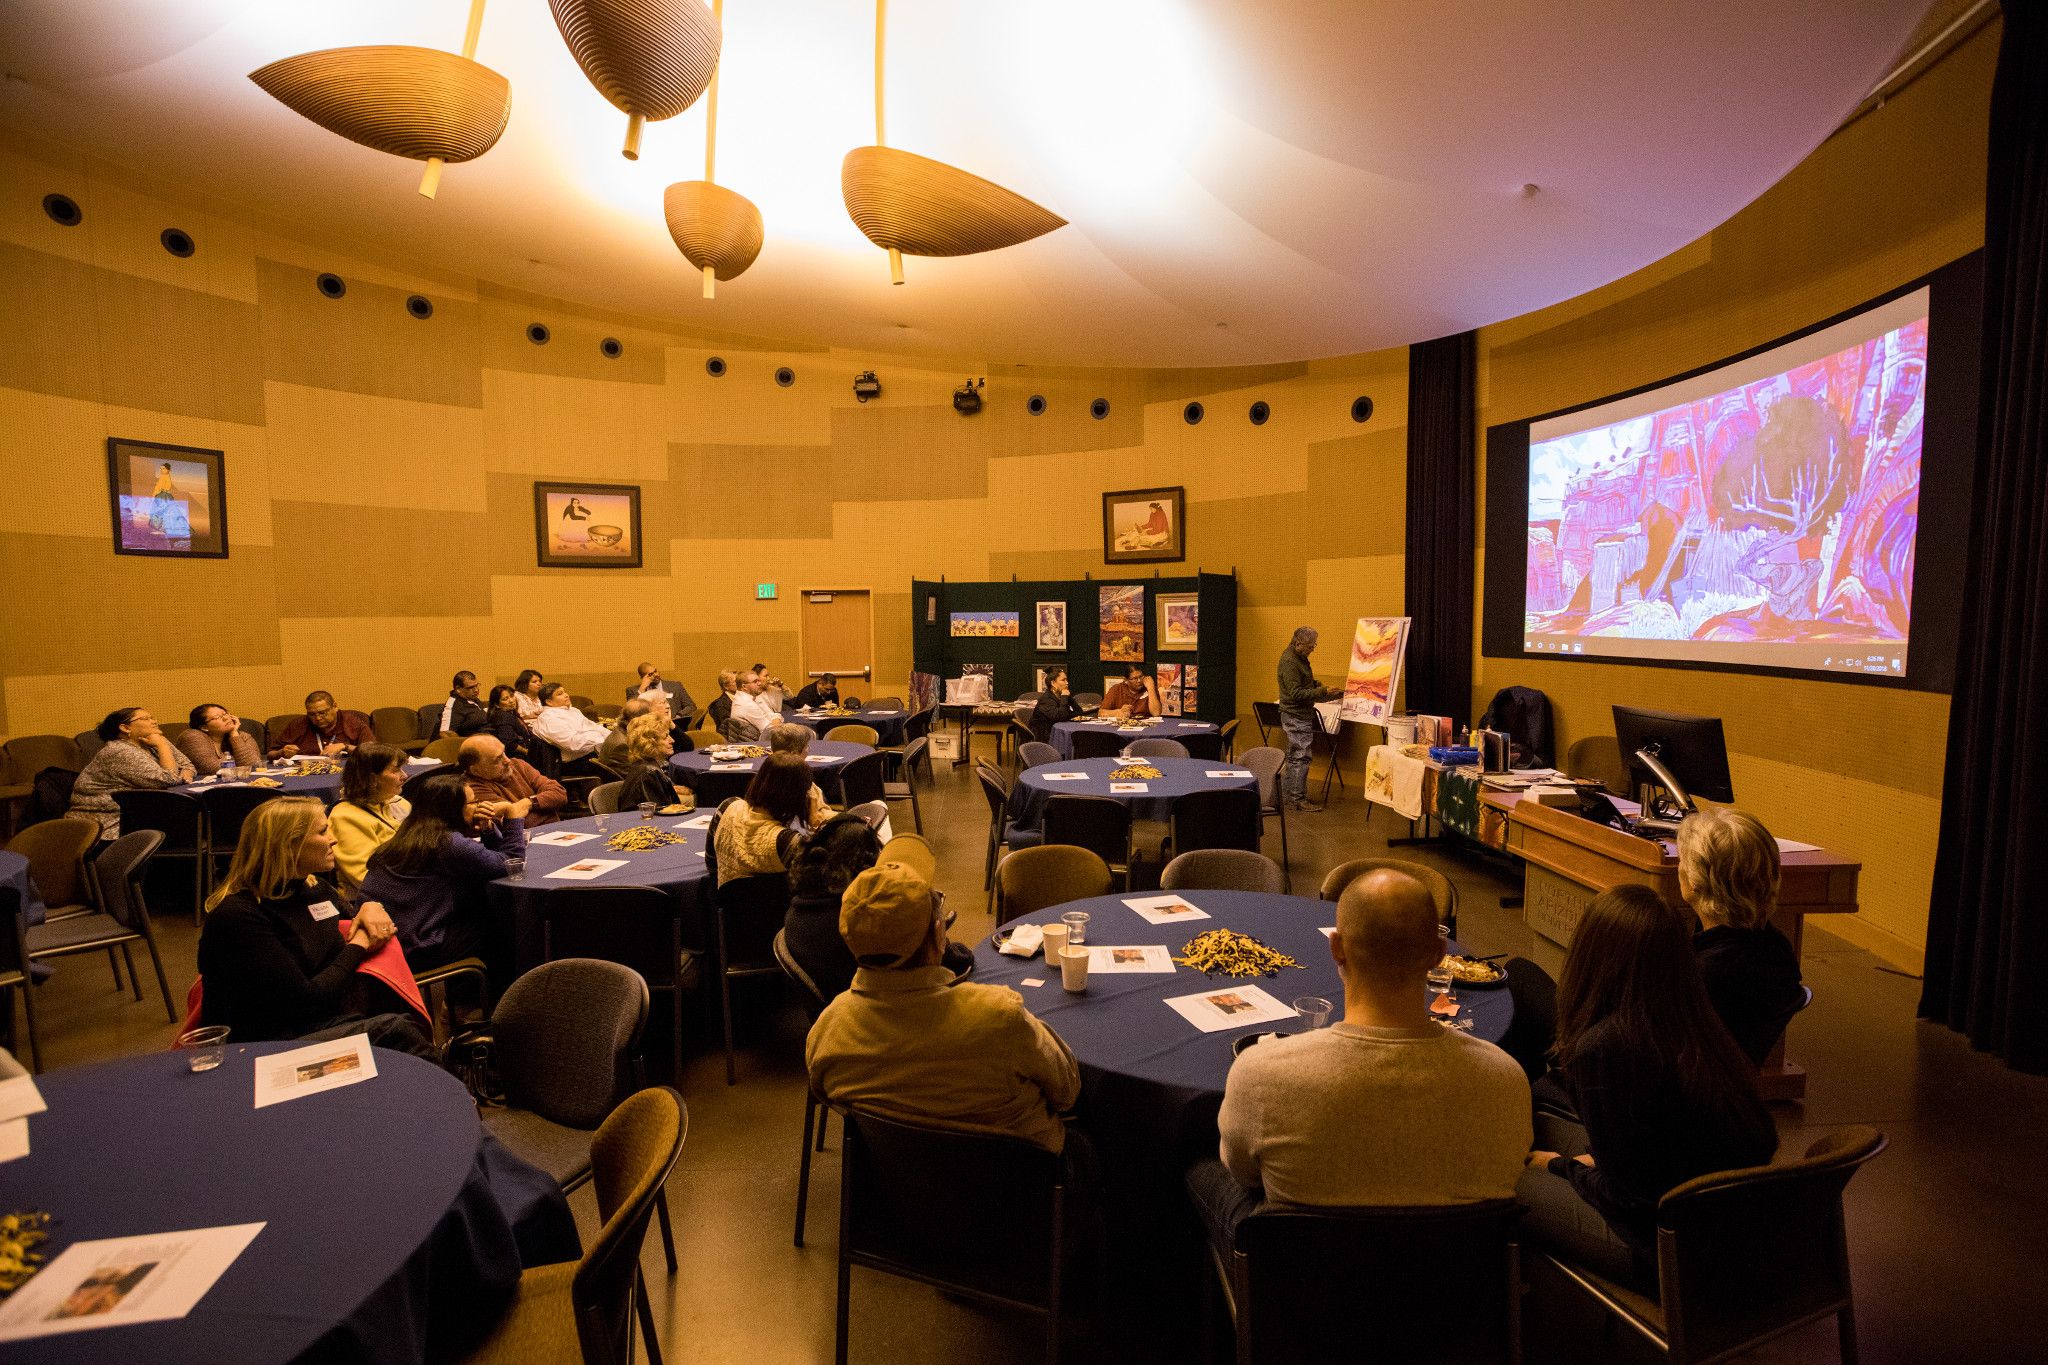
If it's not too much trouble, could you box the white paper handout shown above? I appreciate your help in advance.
[1205,769,1254,779]
[528,829,599,847]
[708,762,752,772]
[0,1118,26,1162]
[254,1033,377,1109]
[1087,944,1175,973]
[804,755,837,765]
[1123,894,1211,925]
[1776,838,1821,853]
[1039,771,1090,782]
[1163,983,1297,1033]
[545,858,628,882]
[676,812,714,830]
[0,1222,266,1343]
[1109,782,1149,793]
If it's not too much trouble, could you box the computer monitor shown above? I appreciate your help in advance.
[1610,705,1734,806]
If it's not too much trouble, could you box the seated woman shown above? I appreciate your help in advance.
[1030,666,1080,743]
[766,724,837,827]
[792,673,842,710]
[784,821,969,1002]
[1678,807,1804,1065]
[360,772,521,999]
[69,707,196,837]
[1516,884,1777,1292]
[328,743,411,882]
[615,713,685,810]
[1098,663,1159,719]
[512,668,546,723]
[484,684,539,763]
[196,797,433,1055]
[175,703,261,777]
[712,753,815,881]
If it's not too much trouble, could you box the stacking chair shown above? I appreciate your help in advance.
[1126,737,1188,760]
[1541,1127,1888,1365]
[4,734,83,778]
[569,694,598,716]
[401,764,452,805]
[235,717,269,756]
[1069,729,1126,760]
[112,789,209,919]
[1181,732,1225,762]
[976,762,1035,906]
[421,734,464,764]
[0,887,37,1069]
[1239,747,1290,890]
[206,785,291,872]
[541,887,699,1087]
[415,703,445,745]
[1160,849,1282,894]
[882,736,928,834]
[1218,717,1241,761]
[1041,795,1132,890]
[1007,717,1038,771]
[412,957,490,1043]
[878,706,934,778]
[1168,789,1263,856]
[265,714,303,749]
[995,845,1112,928]
[479,956,679,1325]
[1321,857,1458,938]
[74,729,107,764]
[829,723,880,748]
[0,749,26,843]
[834,1106,1075,1365]
[590,702,622,722]
[371,706,426,754]
[866,696,904,710]
[27,831,175,1023]
[588,782,624,815]
[1199,1196,1524,1365]
[835,751,888,809]
[6,817,98,920]
[712,873,790,1085]
[1072,693,1102,713]
[1251,701,1283,746]
[773,930,832,1247]
[1017,741,1061,771]
[468,1086,688,1365]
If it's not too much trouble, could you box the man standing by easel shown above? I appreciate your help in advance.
[1278,627,1341,812]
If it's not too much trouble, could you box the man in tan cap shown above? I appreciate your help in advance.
[804,836,1081,1154]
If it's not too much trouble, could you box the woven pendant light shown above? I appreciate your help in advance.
[663,0,762,297]
[550,0,721,160]
[843,0,1064,284]
[250,0,506,200]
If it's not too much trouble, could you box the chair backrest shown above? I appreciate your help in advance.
[207,786,288,850]
[1072,692,1102,711]
[1016,741,1060,770]
[975,764,1011,837]
[1497,956,1558,1082]
[588,782,624,815]
[1655,1127,1887,1361]
[867,696,904,710]
[1041,795,1131,869]
[370,706,421,746]
[0,886,23,984]
[420,734,464,764]
[265,714,303,746]
[831,724,880,748]
[1218,717,1241,756]
[236,717,269,754]
[543,886,687,993]
[1240,746,1285,809]
[89,829,163,931]
[773,926,831,1020]
[903,707,935,743]
[24,767,79,828]
[575,1086,688,1365]
[1125,737,1188,760]
[1564,734,1630,794]
[722,715,762,743]
[1231,1199,1522,1362]
[415,702,445,742]
[492,957,650,1129]
[1069,729,1125,760]
[1745,983,1813,1067]
[715,873,793,969]
[836,751,888,806]
[1169,788,1263,854]
[74,729,107,763]
[1180,732,1224,761]
[109,788,206,852]
[6,816,98,909]
[899,735,930,777]
[1319,857,1458,927]
[1161,848,1282,893]
[6,734,83,776]
[995,844,1111,926]
[569,694,597,715]
[839,1106,1063,1307]
[1480,684,1554,767]
[1251,700,1283,734]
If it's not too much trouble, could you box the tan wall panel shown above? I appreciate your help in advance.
[489,576,677,674]
[78,174,260,304]
[91,258,265,425]
[257,258,483,407]
[0,242,106,403]
[0,388,111,538]
[0,145,95,267]
[277,615,497,714]
[482,369,671,482]
[479,295,666,385]
[1185,491,1310,605]
[252,230,479,301]
[4,663,289,739]
[985,373,1149,459]
[663,347,835,446]
[828,404,990,501]
[266,381,487,512]
[666,444,836,539]
[271,500,492,615]
[673,630,804,692]
[1306,425,1406,552]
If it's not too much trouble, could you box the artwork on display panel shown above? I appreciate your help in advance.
[106,439,228,558]
[1156,663,1183,717]
[1103,486,1185,563]
[951,611,1020,638]
[534,481,641,568]
[908,671,940,714]
[1340,616,1412,725]
[1035,600,1068,650]
[1099,584,1145,662]
[1157,592,1199,650]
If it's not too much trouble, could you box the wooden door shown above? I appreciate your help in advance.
[799,588,873,691]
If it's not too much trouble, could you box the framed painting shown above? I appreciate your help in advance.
[106,438,228,558]
[1157,592,1199,650]
[1102,486,1185,564]
[1099,585,1145,662]
[950,611,1019,638]
[534,481,642,568]
[1035,600,1068,650]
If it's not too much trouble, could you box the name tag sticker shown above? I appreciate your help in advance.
[308,901,341,922]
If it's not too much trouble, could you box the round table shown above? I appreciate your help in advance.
[784,706,909,745]
[1051,717,1219,759]
[178,764,343,806]
[2,1044,576,1364]
[0,848,47,926]
[1013,755,1255,825]
[669,739,871,807]
[490,810,713,967]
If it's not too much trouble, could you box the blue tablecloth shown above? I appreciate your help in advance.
[1050,717,1219,759]
[1013,756,1256,825]
[3,1044,576,1365]
[489,811,712,966]
[1,848,47,926]
[784,707,909,745]
[669,739,870,807]
[177,765,343,806]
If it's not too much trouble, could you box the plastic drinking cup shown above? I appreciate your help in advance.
[1293,996,1334,1029]
[504,857,525,882]
[594,813,612,833]
[1061,910,1090,945]
[638,802,658,822]
[1059,944,1091,992]
[177,1025,230,1073]
[1040,923,1070,958]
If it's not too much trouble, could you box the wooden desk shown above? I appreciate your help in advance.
[1493,792,1860,1100]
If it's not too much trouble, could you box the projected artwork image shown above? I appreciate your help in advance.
[1525,301,1926,676]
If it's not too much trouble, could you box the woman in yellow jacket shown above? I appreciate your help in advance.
[328,743,412,882]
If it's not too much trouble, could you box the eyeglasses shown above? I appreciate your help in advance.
[932,888,955,933]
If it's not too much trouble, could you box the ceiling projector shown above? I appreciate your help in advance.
[953,377,984,414]
[852,370,881,402]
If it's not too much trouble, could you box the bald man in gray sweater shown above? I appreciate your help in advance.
[1187,870,1531,1246]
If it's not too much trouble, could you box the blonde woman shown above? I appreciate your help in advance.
[1676,807,1804,1064]
[613,712,682,810]
[195,798,429,1052]
[328,744,411,881]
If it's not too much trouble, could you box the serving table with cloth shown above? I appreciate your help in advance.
[1049,716,1219,759]
[4,1044,576,1365]
[487,811,711,970]
[1011,756,1257,827]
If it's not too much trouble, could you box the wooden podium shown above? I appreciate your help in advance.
[1496,795,1860,1100]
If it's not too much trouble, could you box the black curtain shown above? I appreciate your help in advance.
[1403,330,1478,726]
[1920,5,2048,1072]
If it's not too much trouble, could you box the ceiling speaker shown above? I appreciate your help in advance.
[406,294,434,319]
[705,355,727,376]
[1090,398,1109,420]
[1026,394,1046,416]
[160,228,196,258]
[601,337,623,358]
[1351,395,1374,423]
[41,193,82,226]
[775,366,795,387]
[1183,401,1204,425]
[527,322,551,344]
[1249,400,1270,425]
[316,272,346,298]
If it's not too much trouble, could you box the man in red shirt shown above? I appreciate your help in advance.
[1099,664,1160,719]
[269,690,374,758]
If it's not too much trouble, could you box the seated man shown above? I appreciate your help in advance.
[1098,663,1159,719]
[527,682,611,762]
[728,669,782,741]
[707,669,740,736]
[806,838,1081,1154]
[458,734,568,828]
[792,672,843,710]
[600,697,657,770]
[270,690,374,758]
[626,661,698,728]
[440,671,489,739]
[1187,869,1530,1247]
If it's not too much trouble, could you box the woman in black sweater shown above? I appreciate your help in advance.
[484,684,539,764]
[1517,884,1777,1291]
[1029,666,1079,744]
[1678,807,1805,1064]
[197,797,433,1054]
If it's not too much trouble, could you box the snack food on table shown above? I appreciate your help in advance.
[607,827,686,852]
[1109,763,1164,781]
[1175,928,1303,978]
[1440,954,1507,985]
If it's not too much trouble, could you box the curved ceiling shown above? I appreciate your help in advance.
[0,0,1932,366]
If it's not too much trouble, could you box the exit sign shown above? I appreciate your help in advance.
[756,583,777,600]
